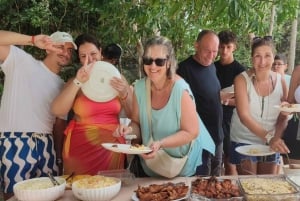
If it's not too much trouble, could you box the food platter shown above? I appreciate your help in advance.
[81,61,121,102]
[131,192,188,201]
[132,182,189,201]
[102,143,152,154]
[239,175,300,201]
[235,144,275,156]
[191,176,243,200]
[221,85,234,94]
[274,104,300,113]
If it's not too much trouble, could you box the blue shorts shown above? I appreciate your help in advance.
[0,132,58,193]
[230,141,280,165]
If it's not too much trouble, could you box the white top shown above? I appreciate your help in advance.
[230,72,283,144]
[0,46,64,133]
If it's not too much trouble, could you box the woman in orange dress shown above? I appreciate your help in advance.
[51,34,132,175]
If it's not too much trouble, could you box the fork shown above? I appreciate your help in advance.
[124,134,137,170]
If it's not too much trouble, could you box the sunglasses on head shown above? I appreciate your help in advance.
[143,57,168,67]
[252,35,273,42]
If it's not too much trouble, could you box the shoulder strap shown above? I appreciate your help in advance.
[146,78,153,138]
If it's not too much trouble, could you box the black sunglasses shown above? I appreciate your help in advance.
[143,57,168,67]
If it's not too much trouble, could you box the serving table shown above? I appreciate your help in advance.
[8,176,206,201]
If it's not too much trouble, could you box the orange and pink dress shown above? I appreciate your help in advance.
[63,94,125,175]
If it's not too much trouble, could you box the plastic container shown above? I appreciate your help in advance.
[98,169,135,186]
[239,175,300,201]
[283,164,300,175]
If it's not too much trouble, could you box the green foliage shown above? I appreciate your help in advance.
[0,0,299,85]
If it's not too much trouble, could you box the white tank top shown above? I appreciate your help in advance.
[230,71,283,144]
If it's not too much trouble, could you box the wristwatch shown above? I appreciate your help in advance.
[73,78,83,87]
[265,131,274,144]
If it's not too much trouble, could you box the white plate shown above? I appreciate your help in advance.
[274,104,300,113]
[81,61,121,102]
[221,85,234,94]
[102,143,152,154]
[131,192,188,201]
[235,144,275,156]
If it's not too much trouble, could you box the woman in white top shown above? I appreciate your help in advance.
[229,36,289,175]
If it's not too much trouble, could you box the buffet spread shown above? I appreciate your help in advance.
[8,173,300,201]
[8,142,300,201]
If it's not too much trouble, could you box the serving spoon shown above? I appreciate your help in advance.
[65,171,75,182]
[47,172,60,186]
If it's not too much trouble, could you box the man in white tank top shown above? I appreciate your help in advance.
[0,30,77,200]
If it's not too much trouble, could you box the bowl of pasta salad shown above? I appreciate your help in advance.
[72,175,121,201]
[13,177,66,201]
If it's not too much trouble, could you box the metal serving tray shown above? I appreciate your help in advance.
[190,176,244,201]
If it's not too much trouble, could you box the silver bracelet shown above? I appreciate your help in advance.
[73,78,82,87]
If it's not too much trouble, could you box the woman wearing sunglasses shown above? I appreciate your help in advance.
[113,36,215,177]
[230,36,289,175]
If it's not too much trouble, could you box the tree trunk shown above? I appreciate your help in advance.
[269,4,276,36]
[288,14,298,74]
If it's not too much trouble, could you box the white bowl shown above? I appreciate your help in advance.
[13,177,66,201]
[283,164,300,175]
[72,176,121,201]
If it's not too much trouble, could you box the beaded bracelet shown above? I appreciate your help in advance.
[31,35,35,46]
